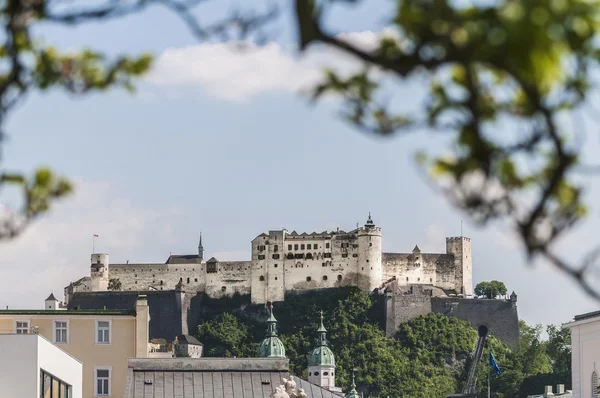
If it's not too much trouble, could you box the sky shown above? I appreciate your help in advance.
[0,0,599,329]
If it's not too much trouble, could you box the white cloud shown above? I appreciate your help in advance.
[0,180,178,309]
[144,30,398,101]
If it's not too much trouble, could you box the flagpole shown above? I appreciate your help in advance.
[93,234,95,254]
[487,366,490,398]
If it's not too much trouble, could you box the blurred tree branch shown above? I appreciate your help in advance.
[0,0,278,240]
[294,0,600,300]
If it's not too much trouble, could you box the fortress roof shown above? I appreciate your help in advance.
[166,254,202,264]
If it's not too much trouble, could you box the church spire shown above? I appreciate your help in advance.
[347,372,359,398]
[258,303,286,358]
[198,232,204,261]
[317,310,327,346]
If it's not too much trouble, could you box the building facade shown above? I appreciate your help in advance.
[0,333,83,398]
[65,215,473,305]
[0,296,149,398]
[565,310,600,398]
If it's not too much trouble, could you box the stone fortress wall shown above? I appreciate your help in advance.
[65,215,473,305]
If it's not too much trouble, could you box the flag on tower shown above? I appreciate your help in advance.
[93,234,99,237]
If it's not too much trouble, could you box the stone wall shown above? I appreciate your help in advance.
[384,282,519,350]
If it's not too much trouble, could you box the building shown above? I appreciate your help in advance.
[0,295,149,398]
[257,304,286,358]
[65,214,473,305]
[565,310,600,398]
[123,358,343,398]
[174,335,203,358]
[0,333,82,398]
[526,384,572,397]
[308,312,339,392]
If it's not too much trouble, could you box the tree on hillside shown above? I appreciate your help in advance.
[474,281,508,299]
[1,1,600,300]
[107,278,122,291]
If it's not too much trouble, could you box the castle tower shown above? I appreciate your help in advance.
[90,253,109,291]
[45,293,59,310]
[356,213,382,292]
[198,233,204,261]
[445,237,473,297]
[257,303,286,358]
[308,311,337,390]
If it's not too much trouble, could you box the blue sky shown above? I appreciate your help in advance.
[0,0,599,329]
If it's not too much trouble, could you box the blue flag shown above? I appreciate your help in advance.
[489,351,501,376]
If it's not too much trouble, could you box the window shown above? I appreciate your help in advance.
[301,244,305,250]
[314,372,319,376]
[294,244,298,250]
[337,275,342,281]
[295,253,303,259]
[95,368,111,396]
[272,254,280,259]
[306,253,313,260]
[306,277,312,282]
[260,276,265,281]
[287,253,294,259]
[195,278,198,282]
[307,244,312,250]
[370,243,372,247]
[342,253,348,258]
[96,320,111,344]
[160,280,164,285]
[326,243,330,248]
[15,320,29,334]
[324,253,331,258]
[353,254,358,257]
[273,245,278,252]
[54,321,68,344]
[258,254,266,260]
[430,278,433,282]
[187,277,190,284]
[258,245,265,251]
[323,275,328,281]
[41,370,72,398]
[221,286,226,292]
[323,372,329,376]
[274,264,278,268]
[275,277,278,280]
[207,262,217,273]
[288,244,292,250]
[322,263,327,267]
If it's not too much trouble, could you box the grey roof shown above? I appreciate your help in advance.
[574,309,600,321]
[45,293,58,301]
[124,358,344,398]
[177,335,203,346]
[166,255,202,264]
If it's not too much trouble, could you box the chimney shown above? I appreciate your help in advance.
[556,384,565,394]
[544,385,553,396]
[135,295,149,358]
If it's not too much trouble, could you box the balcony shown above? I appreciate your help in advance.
[148,342,173,358]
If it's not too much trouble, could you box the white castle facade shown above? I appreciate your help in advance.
[64,214,473,304]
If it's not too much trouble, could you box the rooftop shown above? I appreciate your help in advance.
[573,309,600,322]
[124,358,344,398]
[0,309,136,316]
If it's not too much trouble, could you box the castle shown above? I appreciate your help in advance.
[65,214,473,305]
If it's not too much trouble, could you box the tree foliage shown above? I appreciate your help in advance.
[107,278,122,291]
[475,280,508,299]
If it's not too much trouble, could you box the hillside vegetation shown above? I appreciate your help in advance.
[194,288,570,398]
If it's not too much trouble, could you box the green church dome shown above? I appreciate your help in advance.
[257,304,286,358]
[307,311,336,367]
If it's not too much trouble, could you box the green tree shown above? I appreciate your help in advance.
[546,325,571,375]
[196,312,256,357]
[518,321,552,376]
[475,281,508,299]
[107,278,122,291]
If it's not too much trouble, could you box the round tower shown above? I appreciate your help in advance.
[308,312,336,390]
[257,303,286,358]
[356,213,382,292]
[90,253,109,291]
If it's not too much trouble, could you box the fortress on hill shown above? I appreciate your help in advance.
[65,214,473,305]
[65,213,520,349]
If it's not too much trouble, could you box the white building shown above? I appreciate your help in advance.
[0,333,82,398]
[66,214,474,305]
[565,310,600,398]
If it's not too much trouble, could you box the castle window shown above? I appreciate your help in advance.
[287,253,294,259]
[307,244,311,250]
[187,277,190,284]
[323,276,328,281]
[306,253,313,260]
[135,281,138,284]
[366,259,369,262]
[275,277,278,280]
[417,278,420,281]
[160,280,164,285]
[135,274,137,277]
[337,275,342,281]
[179,278,183,283]
[326,243,330,248]
[295,253,303,259]
[258,255,266,260]
[260,276,265,281]
[342,253,348,258]
[221,286,226,292]
[301,244,305,250]
[274,264,278,268]
[324,253,331,258]
[322,263,326,267]
[259,245,265,251]
[406,277,409,281]
[294,244,298,250]
[153,274,155,277]
[288,244,292,250]
[430,278,432,282]
[195,278,198,282]
[272,254,280,259]
[370,243,372,247]
[306,277,312,282]
[353,254,358,257]
[207,262,218,273]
